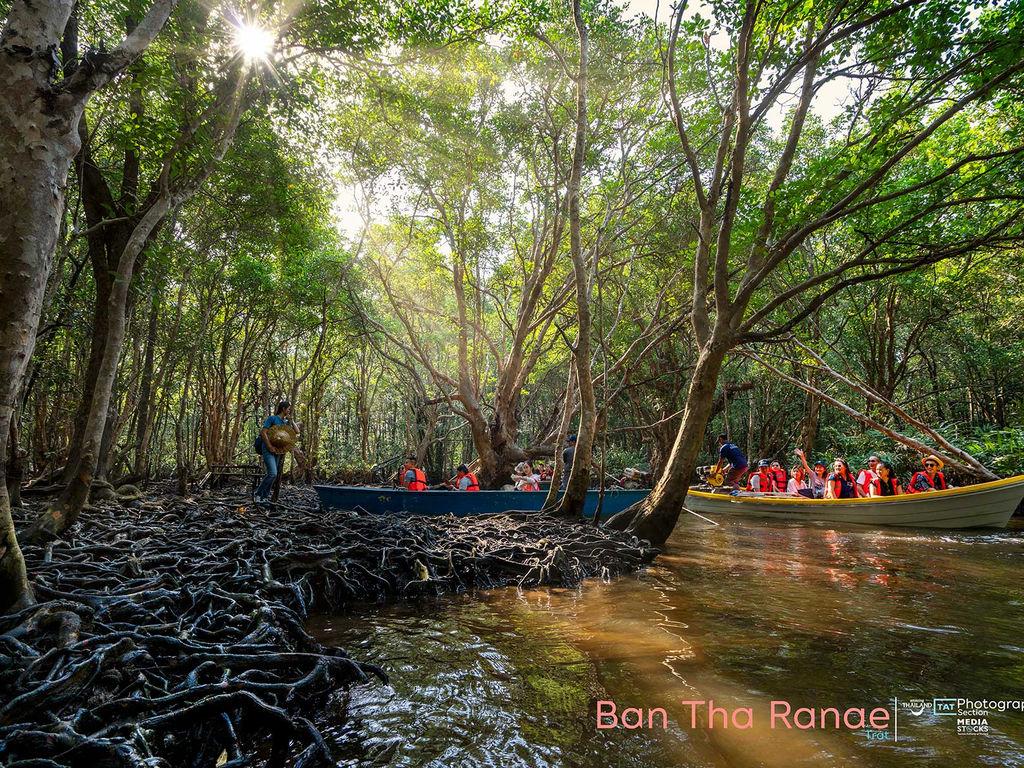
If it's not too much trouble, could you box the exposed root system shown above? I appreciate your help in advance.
[1,486,655,766]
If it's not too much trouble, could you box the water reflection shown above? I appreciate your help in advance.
[309,519,1024,767]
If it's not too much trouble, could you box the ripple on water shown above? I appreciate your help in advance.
[309,519,1024,768]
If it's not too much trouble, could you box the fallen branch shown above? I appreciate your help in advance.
[740,347,997,479]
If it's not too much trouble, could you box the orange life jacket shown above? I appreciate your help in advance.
[458,472,480,491]
[748,470,775,492]
[770,468,787,491]
[857,469,878,496]
[908,471,946,493]
[404,466,428,491]
[872,476,899,496]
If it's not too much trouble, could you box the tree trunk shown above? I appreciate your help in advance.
[554,0,593,519]
[414,401,439,475]
[0,409,32,612]
[606,339,730,545]
[2,413,27,610]
[175,352,195,496]
[0,0,176,598]
[543,361,577,510]
[28,198,173,541]
[0,1,84,605]
[797,389,820,457]
[61,262,111,485]
[471,417,527,489]
[95,401,120,480]
[6,418,24,509]
[132,288,161,476]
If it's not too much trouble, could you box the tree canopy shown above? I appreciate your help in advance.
[2,0,1024,603]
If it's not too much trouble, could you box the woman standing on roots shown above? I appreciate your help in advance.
[254,401,297,504]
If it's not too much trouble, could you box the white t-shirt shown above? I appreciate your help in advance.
[787,478,809,494]
[856,469,878,494]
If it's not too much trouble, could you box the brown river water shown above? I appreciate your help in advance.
[308,517,1024,767]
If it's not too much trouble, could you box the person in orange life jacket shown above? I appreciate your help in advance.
[401,456,428,491]
[825,458,857,499]
[713,434,748,489]
[769,460,788,494]
[855,455,880,497]
[512,461,541,491]
[449,464,480,492]
[908,454,949,493]
[869,460,902,496]
[747,460,776,492]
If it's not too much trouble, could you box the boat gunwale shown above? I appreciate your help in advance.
[686,474,1024,506]
[312,485,645,495]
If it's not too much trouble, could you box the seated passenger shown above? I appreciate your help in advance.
[856,455,880,498]
[793,448,826,498]
[870,461,901,496]
[787,465,814,497]
[908,455,948,493]
[747,460,776,493]
[450,464,480,491]
[401,456,428,491]
[769,460,788,494]
[825,458,857,499]
[620,467,644,489]
[512,461,541,491]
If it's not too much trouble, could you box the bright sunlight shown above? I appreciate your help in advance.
[233,23,274,63]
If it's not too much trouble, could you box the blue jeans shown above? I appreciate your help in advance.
[256,448,279,499]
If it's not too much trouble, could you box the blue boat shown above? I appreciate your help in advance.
[313,485,648,522]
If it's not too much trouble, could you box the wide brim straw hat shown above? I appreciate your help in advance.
[921,454,944,470]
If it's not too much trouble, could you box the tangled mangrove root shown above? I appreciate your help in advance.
[1,485,655,766]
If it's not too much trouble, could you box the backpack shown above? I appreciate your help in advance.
[254,417,268,454]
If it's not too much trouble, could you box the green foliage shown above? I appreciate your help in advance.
[964,428,1024,477]
[15,0,1024,483]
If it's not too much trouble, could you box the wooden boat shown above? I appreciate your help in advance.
[685,475,1024,528]
[314,484,648,520]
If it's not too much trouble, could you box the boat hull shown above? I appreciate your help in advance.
[685,475,1024,528]
[314,485,649,521]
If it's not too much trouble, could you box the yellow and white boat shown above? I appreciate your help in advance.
[685,475,1024,528]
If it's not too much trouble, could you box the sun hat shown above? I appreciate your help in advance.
[921,454,944,470]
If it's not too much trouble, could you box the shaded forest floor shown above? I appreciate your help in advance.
[1,484,655,767]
